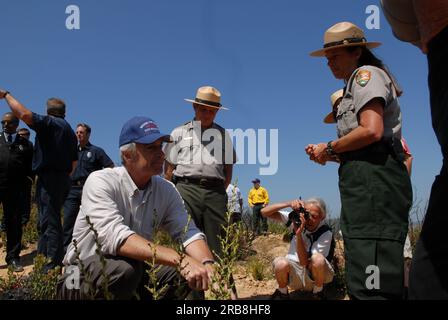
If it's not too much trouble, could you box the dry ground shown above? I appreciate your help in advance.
[0,242,37,279]
[234,233,347,300]
[0,233,347,300]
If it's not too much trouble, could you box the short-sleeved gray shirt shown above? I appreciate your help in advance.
[163,120,236,180]
[336,65,402,142]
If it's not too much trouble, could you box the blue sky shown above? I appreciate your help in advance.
[0,0,440,218]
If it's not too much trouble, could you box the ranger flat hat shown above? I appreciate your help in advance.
[310,22,382,57]
[185,86,229,110]
[324,89,344,124]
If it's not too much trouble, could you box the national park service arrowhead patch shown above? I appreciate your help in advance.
[356,69,371,87]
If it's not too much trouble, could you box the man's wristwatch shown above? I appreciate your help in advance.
[202,259,216,266]
[326,141,337,156]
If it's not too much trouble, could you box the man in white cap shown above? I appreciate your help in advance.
[164,86,236,298]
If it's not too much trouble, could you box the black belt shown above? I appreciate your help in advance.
[253,203,265,206]
[175,177,224,188]
[339,140,404,162]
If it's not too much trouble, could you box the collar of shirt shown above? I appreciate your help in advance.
[119,166,153,200]
[78,142,92,151]
[187,119,221,131]
[304,220,326,236]
[5,132,17,142]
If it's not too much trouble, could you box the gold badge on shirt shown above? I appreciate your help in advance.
[356,70,371,87]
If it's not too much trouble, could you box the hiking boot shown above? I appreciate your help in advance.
[270,289,290,300]
[8,259,24,273]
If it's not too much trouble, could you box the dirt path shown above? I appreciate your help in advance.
[233,233,347,300]
[234,234,289,299]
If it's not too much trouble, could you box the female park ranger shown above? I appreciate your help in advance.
[306,22,412,300]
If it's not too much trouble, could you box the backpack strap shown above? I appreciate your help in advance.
[307,224,335,262]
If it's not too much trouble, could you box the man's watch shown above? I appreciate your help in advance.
[326,141,337,156]
[202,259,216,266]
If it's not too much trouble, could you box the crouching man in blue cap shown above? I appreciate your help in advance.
[57,117,216,300]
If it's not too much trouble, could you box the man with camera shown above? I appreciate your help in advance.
[261,198,335,300]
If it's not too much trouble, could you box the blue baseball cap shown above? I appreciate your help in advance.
[119,116,172,147]
[252,178,261,183]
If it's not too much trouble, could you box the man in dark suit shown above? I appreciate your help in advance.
[0,112,33,272]
[0,90,78,272]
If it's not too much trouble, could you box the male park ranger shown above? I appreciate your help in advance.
[164,86,236,261]
[323,89,344,124]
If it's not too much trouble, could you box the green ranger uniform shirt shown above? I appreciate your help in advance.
[336,65,402,142]
[164,120,236,180]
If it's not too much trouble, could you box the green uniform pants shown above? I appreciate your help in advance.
[344,238,406,299]
[339,154,412,299]
[175,181,228,258]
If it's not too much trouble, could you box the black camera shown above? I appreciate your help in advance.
[285,206,310,228]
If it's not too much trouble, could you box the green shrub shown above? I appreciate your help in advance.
[209,210,242,300]
[25,254,60,300]
[247,257,267,281]
[0,254,59,300]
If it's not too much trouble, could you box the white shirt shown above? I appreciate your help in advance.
[278,211,333,263]
[64,166,205,265]
[4,132,16,143]
[226,184,243,213]
[403,234,413,259]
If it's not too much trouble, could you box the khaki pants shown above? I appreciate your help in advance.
[273,257,334,292]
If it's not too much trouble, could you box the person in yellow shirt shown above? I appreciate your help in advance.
[248,178,270,235]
